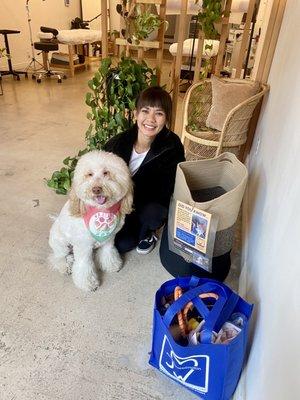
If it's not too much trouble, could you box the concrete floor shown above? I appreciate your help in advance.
[0,63,240,400]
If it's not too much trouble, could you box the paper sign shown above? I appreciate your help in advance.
[173,200,212,255]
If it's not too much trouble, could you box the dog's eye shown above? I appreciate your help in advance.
[87,172,93,177]
[103,170,110,177]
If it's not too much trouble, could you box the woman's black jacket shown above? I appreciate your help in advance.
[104,124,185,210]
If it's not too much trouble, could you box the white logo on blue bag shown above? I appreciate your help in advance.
[159,336,209,394]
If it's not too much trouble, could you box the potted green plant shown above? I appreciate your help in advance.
[117,2,162,45]
[196,0,224,39]
[46,57,157,194]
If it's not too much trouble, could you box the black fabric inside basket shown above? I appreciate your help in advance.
[191,186,227,202]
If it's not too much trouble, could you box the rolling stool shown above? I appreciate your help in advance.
[34,27,66,84]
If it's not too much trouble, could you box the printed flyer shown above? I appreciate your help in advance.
[173,200,212,256]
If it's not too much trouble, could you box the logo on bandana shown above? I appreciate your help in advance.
[89,211,119,242]
[159,335,209,394]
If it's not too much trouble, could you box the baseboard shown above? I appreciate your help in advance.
[233,156,250,400]
[239,156,250,299]
[0,59,43,71]
[233,369,246,400]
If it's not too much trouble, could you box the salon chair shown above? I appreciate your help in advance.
[34,26,66,83]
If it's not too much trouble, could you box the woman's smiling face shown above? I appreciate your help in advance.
[135,106,167,139]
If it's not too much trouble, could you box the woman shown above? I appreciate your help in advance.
[104,86,185,255]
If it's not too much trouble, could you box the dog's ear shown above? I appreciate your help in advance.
[69,188,86,217]
[120,183,134,216]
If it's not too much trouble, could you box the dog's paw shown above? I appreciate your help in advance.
[48,254,69,275]
[101,253,123,272]
[73,272,100,292]
[101,256,123,273]
[97,246,123,273]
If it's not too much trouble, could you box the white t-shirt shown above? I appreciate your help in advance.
[129,148,148,176]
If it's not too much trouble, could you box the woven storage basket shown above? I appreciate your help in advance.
[171,152,248,258]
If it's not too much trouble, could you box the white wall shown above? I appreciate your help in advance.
[109,0,121,32]
[81,0,120,32]
[81,0,101,30]
[251,0,273,79]
[0,0,81,68]
[240,0,300,398]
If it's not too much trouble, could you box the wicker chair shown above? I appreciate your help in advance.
[181,79,270,160]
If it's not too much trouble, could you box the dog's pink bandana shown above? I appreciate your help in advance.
[83,201,121,242]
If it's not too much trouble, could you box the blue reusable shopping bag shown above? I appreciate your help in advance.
[149,276,253,400]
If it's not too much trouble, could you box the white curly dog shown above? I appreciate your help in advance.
[48,150,133,291]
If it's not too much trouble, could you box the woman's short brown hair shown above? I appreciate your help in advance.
[136,86,172,126]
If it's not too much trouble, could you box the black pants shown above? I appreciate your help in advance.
[115,202,168,254]
[159,225,231,282]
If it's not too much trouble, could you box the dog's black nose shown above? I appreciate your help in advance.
[92,186,102,195]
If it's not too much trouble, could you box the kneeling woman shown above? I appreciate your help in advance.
[104,86,185,254]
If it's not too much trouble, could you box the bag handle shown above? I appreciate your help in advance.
[163,282,227,322]
[163,283,228,343]
[176,290,219,337]
[189,275,202,288]
[189,278,241,338]
[195,291,240,343]
[194,295,227,343]
[188,277,241,322]
[214,291,240,332]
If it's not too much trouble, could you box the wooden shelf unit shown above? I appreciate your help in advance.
[115,0,167,84]
[136,0,163,3]
[115,38,161,49]
[50,45,101,78]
